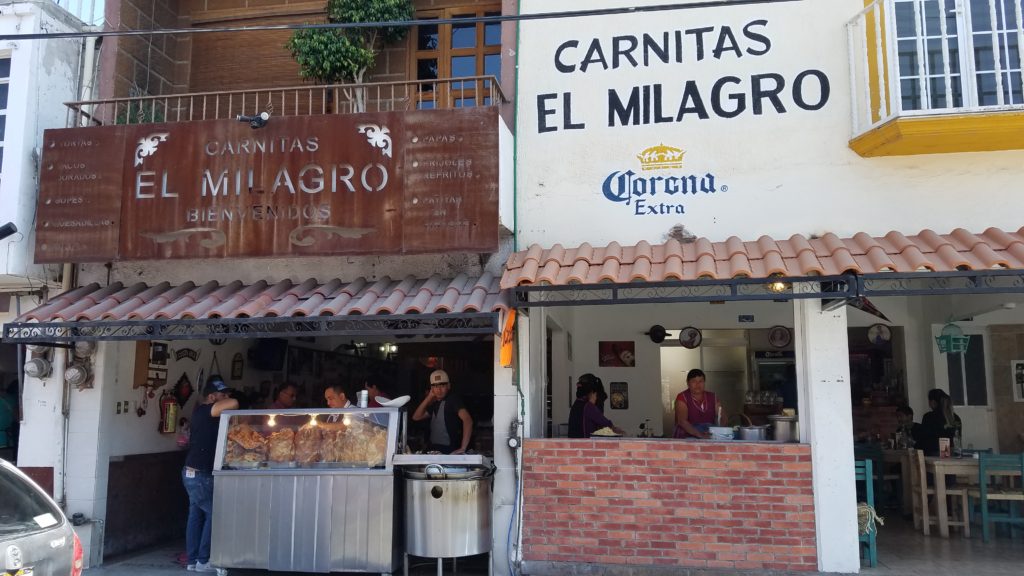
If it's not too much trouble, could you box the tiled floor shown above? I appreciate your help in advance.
[863,516,1024,575]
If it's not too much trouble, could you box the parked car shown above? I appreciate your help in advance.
[0,459,82,575]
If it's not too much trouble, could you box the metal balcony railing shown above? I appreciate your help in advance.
[848,0,1024,138]
[65,76,507,127]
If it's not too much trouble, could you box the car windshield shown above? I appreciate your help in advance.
[0,465,63,536]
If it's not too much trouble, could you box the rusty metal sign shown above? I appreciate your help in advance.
[35,108,499,263]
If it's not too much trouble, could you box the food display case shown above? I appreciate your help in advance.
[210,407,404,574]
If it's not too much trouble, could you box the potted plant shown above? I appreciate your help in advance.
[286,0,413,113]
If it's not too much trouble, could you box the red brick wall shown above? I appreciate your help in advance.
[522,440,817,572]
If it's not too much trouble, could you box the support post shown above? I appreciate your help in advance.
[793,289,860,573]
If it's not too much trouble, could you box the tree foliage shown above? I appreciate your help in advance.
[286,0,413,86]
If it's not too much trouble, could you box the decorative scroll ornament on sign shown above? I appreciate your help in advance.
[140,228,227,249]
[288,225,377,247]
[357,124,392,157]
[135,133,169,167]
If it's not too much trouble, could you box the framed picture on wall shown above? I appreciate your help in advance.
[609,382,629,410]
[1013,359,1024,402]
[598,341,635,367]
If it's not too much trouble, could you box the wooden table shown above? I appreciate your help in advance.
[883,449,912,515]
[925,456,1022,538]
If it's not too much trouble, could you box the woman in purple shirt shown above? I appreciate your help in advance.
[568,376,623,438]
[674,369,724,439]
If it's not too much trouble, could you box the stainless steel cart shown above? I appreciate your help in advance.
[210,407,405,575]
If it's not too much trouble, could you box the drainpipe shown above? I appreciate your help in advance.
[53,263,75,508]
[54,24,96,506]
[79,33,99,124]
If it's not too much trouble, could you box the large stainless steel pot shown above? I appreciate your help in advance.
[405,464,494,558]
[738,425,769,441]
[768,415,799,442]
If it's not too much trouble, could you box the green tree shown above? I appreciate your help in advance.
[286,0,413,112]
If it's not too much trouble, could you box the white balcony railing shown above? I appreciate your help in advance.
[64,76,507,127]
[848,0,1024,137]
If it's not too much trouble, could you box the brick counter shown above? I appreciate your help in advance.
[521,439,817,572]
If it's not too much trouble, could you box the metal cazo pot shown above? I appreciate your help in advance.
[404,463,496,558]
[738,425,770,441]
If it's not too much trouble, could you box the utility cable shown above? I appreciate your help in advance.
[0,0,805,41]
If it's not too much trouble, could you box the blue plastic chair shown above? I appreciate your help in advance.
[855,459,878,567]
[971,453,1024,542]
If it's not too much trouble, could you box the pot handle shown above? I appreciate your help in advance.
[425,464,446,479]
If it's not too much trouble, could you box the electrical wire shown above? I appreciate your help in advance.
[0,0,805,41]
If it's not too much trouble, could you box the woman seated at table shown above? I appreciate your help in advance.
[673,369,724,439]
[918,388,961,456]
[568,378,623,438]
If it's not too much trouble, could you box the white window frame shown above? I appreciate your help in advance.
[888,0,1024,115]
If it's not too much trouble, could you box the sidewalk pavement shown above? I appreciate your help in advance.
[83,543,491,576]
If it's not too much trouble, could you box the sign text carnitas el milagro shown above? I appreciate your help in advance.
[535,19,830,133]
[133,135,389,225]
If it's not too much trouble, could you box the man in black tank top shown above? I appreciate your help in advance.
[183,376,238,573]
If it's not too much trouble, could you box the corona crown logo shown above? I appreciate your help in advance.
[601,142,726,217]
[637,144,684,171]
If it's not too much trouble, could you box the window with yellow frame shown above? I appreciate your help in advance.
[412,5,502,109]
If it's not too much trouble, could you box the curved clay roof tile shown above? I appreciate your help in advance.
[695,253,717,279]
[950,228,984,250]
[762,251,789,276]
[883,231,915,251]
[915,229,953,252]
[76,283,150,321]
[597,259,621,283]
[542,244,566,266]
[980,227,1019,249]
[573,242,594,265]
[629,258,653,282]
[756,235,782,258]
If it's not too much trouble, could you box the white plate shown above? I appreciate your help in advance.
[378,395,410,408]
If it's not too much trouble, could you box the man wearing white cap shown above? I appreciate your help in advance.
[412,369,473,454]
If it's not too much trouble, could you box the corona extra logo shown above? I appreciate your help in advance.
[637,144,684,171]
[601,143,728,217]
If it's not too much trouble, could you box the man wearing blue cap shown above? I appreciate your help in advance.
[182,375,238,573]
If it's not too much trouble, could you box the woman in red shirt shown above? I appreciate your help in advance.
[673,369,724,439]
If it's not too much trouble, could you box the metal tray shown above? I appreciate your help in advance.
[266,461,298,469]
[224,460,263,470]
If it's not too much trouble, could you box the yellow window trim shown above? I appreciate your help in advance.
[849,111,1024,157]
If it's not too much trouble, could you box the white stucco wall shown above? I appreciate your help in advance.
[0,3,86,291]
[515,0,1024,248]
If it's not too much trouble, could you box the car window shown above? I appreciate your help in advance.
[0,466,63,536]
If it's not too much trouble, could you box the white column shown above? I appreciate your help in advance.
[490,311,528,576]
[793,293,859,573]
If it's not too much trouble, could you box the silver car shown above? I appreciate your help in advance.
[0,459,82,576]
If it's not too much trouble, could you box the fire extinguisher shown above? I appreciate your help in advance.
[159,390,178,434]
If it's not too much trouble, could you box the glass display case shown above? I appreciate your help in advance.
[214,408,402,472]
[211,407,404,573]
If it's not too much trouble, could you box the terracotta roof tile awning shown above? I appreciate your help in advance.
[502,228,1024,289]
[5,274,509,342]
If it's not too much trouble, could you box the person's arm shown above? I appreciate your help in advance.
[211,397,239,417]
[584,403,623,434]
[412,390,437,422]
[451,408,474,454]
[674,398,707,438]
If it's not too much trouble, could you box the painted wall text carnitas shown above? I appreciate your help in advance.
[535,20,831,133]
